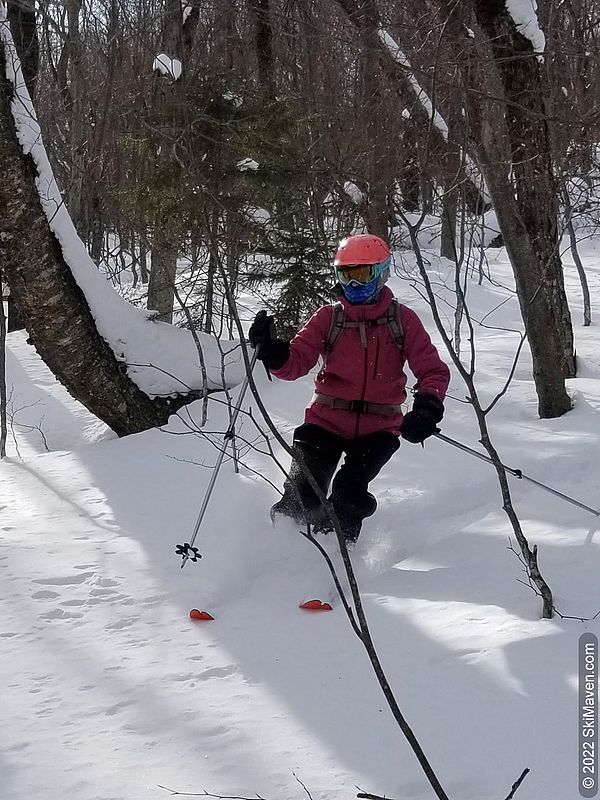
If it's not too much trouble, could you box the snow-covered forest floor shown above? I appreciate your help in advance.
[2,234,600,800]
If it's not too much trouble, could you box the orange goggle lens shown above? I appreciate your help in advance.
[337,264,374,285]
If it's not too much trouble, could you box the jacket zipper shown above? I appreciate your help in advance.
[354,316,369,438]
[372,338,380,380]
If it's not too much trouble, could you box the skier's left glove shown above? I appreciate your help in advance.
[248,310,290,370]
[400,393,444,444]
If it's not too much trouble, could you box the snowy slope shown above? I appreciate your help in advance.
[1,242,600,800]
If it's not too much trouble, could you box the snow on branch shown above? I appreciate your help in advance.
[343,181,364,205]
[0,9,241,397]
[181,1,193,24]
[377,29,448,141]
[237,157,259,171]
[505,0,545,60]
[153,53,183,81]
[378,27,490,205]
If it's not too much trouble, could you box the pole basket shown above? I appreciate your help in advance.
[176,542,202,565]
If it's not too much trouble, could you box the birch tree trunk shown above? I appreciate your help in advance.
[0,49,182,436]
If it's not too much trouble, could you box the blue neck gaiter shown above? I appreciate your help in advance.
[340,277,379,304]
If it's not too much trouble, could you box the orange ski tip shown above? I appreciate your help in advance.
[189,609,214,620]
[299,600,333,611]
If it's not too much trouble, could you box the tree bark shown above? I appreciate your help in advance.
[440,108,461,260]
[6,0,37,333]
[7,293,24,332]
[248,0,276,102]
[0,51,183,436]
[147,0,183,324]
[148,233,179,323]
[360,29,391,239]
[563,187,592,326]
[7,0,38,98]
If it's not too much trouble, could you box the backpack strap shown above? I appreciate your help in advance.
[386,299,404,349]
[324,301,345,355]
[324,298,404,357]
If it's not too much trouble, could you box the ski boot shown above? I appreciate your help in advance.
[270,498,304,526]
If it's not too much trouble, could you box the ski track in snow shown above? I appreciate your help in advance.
[2,239,600,799]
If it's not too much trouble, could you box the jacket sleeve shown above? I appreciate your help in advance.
[270,306,332,381]
[400,306,450,401]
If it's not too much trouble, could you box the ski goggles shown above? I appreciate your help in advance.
[336,256,391,285]
[336,264,375,285]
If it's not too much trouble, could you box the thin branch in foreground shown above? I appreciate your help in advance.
[293,772,315,800]
[206,229,453,800]
[502,767,530,800]
[357,766,530,800]
[158,787,266,800]
[299,527,360,637]
[398,208,554,619]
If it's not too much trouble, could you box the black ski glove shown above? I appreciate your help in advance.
[248,310,290,370]
[400,393,444,444]
[249,310,275,351]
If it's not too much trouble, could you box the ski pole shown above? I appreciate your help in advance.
[434,431,600,517]
[176,350,259,569]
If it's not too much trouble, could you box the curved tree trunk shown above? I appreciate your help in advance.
[0,52,184,436]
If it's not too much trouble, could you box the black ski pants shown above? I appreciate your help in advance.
[277,422,400,539]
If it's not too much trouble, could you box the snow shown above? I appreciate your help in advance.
[244,205,271,224]
[0,13,242,398]
[2,226,600,800]
[343,181,364,205]
[224,90,243,108]
[237,157,260,171]
[506,0,546,58]
[2,8,599,797]
[152,53,183,81]
[182,1,192,24]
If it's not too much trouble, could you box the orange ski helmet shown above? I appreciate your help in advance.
[334,234,390,266]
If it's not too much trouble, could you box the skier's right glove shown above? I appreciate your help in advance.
[248,310,290,370]
[400,393,444,444]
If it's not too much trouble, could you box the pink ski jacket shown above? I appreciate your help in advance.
[271,286,450,439]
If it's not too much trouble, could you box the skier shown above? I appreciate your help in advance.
[249,233,451,543]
